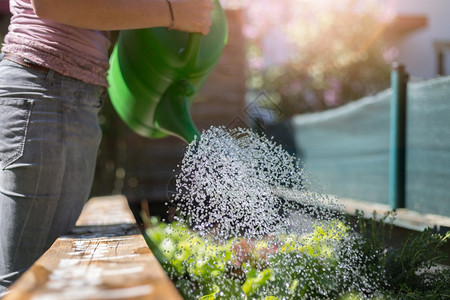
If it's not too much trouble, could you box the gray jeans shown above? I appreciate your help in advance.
[0,59,104,295]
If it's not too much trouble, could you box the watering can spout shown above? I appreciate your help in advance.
[154,80,201,143]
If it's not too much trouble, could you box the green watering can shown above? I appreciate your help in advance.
[107,0,228,143]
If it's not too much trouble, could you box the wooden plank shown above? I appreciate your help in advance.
[5,195,182,300]
[338,197,450,232]
[75,195,137,226]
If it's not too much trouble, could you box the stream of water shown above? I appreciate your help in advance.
[166,126,386,299]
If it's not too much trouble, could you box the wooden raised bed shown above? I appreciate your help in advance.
[4,195,181,300]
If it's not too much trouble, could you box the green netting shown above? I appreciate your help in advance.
[405,77,450,216]
[290,76,450,217]
[291,91,391,205]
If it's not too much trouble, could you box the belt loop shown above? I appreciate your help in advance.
[45,69,56,85]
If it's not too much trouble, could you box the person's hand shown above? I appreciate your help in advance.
[169,0,214,35]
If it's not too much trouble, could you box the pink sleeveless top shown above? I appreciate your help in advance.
[2,0,111,87]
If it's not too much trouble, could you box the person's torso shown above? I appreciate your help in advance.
[2,0,111,86]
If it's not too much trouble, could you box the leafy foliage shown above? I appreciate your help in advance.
[383,229,450,299]
[144,212,449,300]
[352,211,450,299]
[242,0,391,116]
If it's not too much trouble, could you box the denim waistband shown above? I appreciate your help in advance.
[0,56,106,108]
[2,53,50,73]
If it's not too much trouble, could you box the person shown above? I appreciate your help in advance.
[0,0,214,295]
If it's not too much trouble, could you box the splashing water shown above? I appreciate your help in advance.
[173,126,331,240]
[155,126,387,299]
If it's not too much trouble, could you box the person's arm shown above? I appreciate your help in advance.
[30,0,213,34]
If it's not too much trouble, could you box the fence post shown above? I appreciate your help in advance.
[389,63,408,210]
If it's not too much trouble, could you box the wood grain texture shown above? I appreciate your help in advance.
[5,195,182,300]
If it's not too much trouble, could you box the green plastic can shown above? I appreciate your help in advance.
[107,0,228,143]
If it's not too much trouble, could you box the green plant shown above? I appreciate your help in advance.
[352,211,450,299]
[143,213,450,299]
[383,229,450,299]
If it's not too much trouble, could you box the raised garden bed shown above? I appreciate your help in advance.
[144,211,450,300]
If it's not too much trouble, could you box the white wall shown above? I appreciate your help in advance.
[383,0,450,79]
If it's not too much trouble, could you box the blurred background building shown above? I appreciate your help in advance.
[381,0,450,78]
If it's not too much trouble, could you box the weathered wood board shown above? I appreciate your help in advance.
[5,195,182,300]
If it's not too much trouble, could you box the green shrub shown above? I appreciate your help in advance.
[144,213,449,299]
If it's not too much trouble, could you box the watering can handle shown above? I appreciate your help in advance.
[180,33,203,66]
